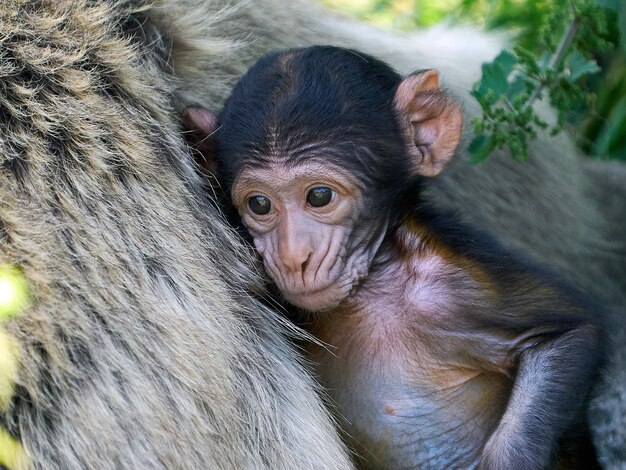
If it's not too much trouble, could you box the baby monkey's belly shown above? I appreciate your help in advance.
[317,357,510,470]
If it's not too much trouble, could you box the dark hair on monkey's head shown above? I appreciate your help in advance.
[215,46,420,218]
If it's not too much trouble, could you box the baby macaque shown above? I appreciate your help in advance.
[184,46,604,469]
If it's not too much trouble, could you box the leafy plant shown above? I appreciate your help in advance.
[322,0,625,161]
[469,0,622,162]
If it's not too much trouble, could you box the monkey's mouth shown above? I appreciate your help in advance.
[263,254,366,312]
[278,280,353,312]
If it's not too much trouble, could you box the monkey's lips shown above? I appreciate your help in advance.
[279,281,353,312]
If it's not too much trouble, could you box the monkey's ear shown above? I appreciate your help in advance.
[394,70,462,177]
[182,106,219,174]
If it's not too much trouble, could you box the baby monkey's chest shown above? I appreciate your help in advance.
[308,305,510,469]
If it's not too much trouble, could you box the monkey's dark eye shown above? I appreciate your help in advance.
[307,187,334,207]
[248,195,272,215]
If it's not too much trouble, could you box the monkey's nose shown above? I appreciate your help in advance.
[282,250,311,273]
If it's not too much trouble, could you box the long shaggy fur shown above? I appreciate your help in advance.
[0,1,352,468]
[0,0,623,467]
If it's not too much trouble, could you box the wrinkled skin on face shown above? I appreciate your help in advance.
[231,161,388,311]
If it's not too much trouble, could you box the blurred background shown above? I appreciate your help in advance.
[322,0,626,161]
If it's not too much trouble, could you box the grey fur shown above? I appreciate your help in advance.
[0,1,352,468]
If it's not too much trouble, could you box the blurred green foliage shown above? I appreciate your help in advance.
[469,0,617,162]
[322,0,626,161]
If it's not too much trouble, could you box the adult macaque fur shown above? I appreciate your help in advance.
[0,1,351,469]
[0,0,623,469]
[184,46,604,468]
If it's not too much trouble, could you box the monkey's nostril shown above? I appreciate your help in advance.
[301,253,311,272]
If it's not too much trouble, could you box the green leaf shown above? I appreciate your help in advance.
[506,75,529,101]
[468,134,497,164]
[593,95,626,158]
[565,50,601,82]
[596,0,626,47]
[473,50,518,106]
[596,0,620,12]
[537,52,552,70]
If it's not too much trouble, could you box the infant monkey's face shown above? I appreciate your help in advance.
[231,161,383,312]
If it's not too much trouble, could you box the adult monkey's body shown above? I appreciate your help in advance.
[0,2,351,469]
[0,0,623,469]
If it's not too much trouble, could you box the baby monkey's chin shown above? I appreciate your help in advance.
[281,284,352,312]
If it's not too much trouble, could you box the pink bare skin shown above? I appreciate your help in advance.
[307,223,514,469]
[231,161,382,312]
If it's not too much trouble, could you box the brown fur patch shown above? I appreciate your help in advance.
[395,220,498,297]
